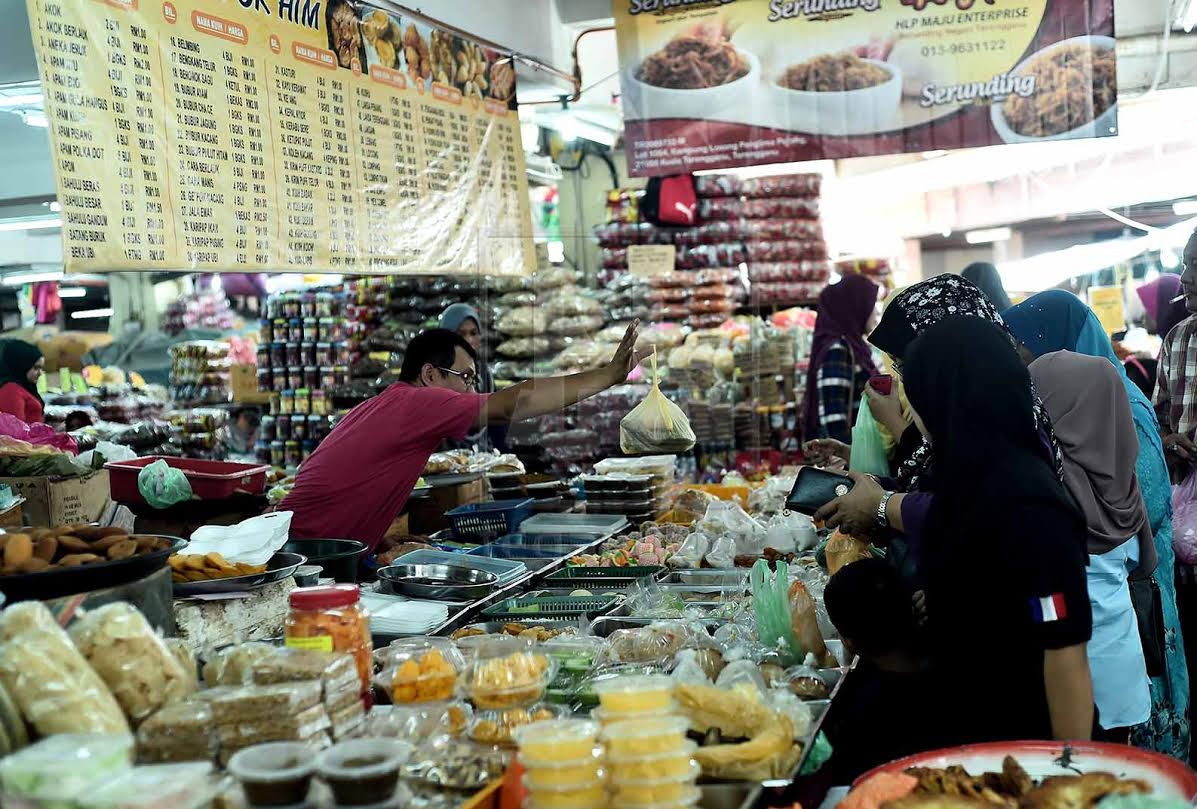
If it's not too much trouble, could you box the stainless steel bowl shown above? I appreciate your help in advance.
[377,563,499,601]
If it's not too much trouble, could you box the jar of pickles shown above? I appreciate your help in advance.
[287,319,303,343]
[294,389,311,415]
[256,345,271,367]
[270,342,287,368]
[256,368,271,393]
[315,292,334,318]
[283,294,300,319]
[334,365,348,386]
[319,318,341,342]
[287,367,303,390]
[279,391,295,414]
[285,342,301,367]
[303,366,320,389]
[292,415,307,441]
[260,415,276,442]
[309,413,329,440]
[310,390,328,416]
[302,317,317,343]
[275,414,292,440]
[285,585,372,694]
[284,440,301,468]
[301,440,316,463]
[269,393,281,415]
[315,342,333,366]
[320,367,336,389]
[270,439,285,467]
[255,441,272,466]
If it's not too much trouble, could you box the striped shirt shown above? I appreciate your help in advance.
[815,339,870,444]
[1155,314,1197,437]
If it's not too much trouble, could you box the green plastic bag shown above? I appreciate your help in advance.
[849,398,889,477]
[751,559,801,665]
[137,459,194,509]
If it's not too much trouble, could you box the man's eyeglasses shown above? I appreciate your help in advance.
[437,367,478,389]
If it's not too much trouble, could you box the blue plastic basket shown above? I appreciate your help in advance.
[446,498,534,540]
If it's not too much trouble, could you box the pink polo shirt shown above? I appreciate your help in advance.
[281,383,489,552]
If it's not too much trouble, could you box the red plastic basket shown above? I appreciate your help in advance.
[105,456,271,504]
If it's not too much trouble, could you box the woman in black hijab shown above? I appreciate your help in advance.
[903,316,1094,744]
[961,262,1013,310]
[0,340,45,424]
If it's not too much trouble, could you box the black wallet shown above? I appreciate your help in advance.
[785,467,855,516]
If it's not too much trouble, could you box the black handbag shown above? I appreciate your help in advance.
[785,467,855,516]
[1129,575,1166,678]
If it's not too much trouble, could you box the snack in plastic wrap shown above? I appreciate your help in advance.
[0,623,130,736]
[766,689,815,738]
[0,601,58,641]
[136,698,215,764]
[825,530,873,575]
[383,645,461,704]
[783,663,830,700]
[788,580,829,662]
[208,681,323,723]
[673,682,799,780]
[496,306,548,337]
[469,703,559,746]
[462,645,554,709]
[69,603,192,724]
[604,622,693,664]
[620,353,696,454]
[551,315,604,337]
[82,761,218,809]
[364,701,471,745]
[252,647,357,689]
[216,703,330,749]
[162,639,198,696]
[202,642,275,686]
[0,734,134,805]
[403,733,510,789]
[497,336,551,359]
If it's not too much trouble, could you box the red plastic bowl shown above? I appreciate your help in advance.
[106,456,270,504]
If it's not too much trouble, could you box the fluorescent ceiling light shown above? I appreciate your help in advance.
[0,93,41,109]
[1174,200,1197,216]
[1178,0,1197,32]
[3,271,62,286]
[0,217,61,233]
[70,307,113,320]
[965,227,1012,244]
[47,201,61,212]
[58,287,87,298]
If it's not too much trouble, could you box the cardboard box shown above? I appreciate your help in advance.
[0,470,111,527]
[231,363,270,404]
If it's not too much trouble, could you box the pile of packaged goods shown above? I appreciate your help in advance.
[168,342,231,406]
[164,407,228,461]
[836,256,896,296]
[162,287,235,335]
[257,288,350,409]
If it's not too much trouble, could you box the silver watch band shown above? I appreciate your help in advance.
[877,491,894,528]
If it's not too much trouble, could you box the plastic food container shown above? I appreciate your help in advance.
[0,734,135,804]
[78,762,220,809]
[599,716,690,757]
[521,782,608,809]
[468,703,562,747]
[593,674,674,714]
[227,742,318,807]
[512,718,600,761]
[606,742,697,781]
[611,782,701,806]
[317,738,412,806]
[459,636,556,709]
[519,751,603,789]
[375,638,464,704]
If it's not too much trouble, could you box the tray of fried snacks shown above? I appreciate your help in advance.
[171,551,306,595]
[0,527,184,601]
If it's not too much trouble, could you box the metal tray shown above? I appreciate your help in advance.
[659,569,750,586]
[390,549,527,583]
[0,534,187,603]
[517,513,629,536]
[173,551,307,596]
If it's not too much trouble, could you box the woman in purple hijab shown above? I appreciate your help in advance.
[801,274,880,444]
[1126,274,1187,398]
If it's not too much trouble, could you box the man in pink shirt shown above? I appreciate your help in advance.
[281,321,646,553]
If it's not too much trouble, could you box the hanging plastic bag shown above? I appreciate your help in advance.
[137,459,194,509]
[1174,469,1197,564]
[671,531,710,568]
[620,351,696,454]
[825,530,872,575]
[848,398,889,477]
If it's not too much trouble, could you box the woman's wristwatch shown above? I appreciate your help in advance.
[877,491,895,528]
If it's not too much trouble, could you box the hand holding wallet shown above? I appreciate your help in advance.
[785,467,855,516]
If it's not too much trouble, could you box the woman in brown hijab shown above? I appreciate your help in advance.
[1029,350,1155,741]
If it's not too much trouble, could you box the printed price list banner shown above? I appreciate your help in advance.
[27,0,533,274]
[614,0,1115,176]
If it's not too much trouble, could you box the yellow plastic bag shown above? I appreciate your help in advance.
[620,351,696,454]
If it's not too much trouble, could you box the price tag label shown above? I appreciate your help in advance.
[627,245,676,278]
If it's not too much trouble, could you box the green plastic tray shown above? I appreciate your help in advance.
[480,594,621,620]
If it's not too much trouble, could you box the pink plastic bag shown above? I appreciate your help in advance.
[0,413,78,455]
[1172,469,1197,563]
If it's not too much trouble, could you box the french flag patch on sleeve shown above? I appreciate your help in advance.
[1030,593,1068,623]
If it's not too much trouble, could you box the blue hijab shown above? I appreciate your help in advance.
[1004,290,1164,457]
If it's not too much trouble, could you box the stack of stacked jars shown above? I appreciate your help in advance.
[593,675,699,809]
[256,289,351,469]
[513,718,607,809]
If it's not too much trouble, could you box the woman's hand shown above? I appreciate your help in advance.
[864,385,908,438]
[814,471,884,536]
[912,590,928,627]
[802,439,850,468]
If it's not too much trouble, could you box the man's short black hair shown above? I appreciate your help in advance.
[824,557,919,655]
[399,328,477,382]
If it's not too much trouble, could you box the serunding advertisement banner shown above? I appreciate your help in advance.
[614,0,1116,176]
[26,0,534,274]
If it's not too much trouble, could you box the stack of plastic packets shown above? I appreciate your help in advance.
[513,718,606,809]
[592,674,700,809]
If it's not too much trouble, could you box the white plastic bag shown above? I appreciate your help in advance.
[669,531,709,568]
[670,649,713,686]
[697,500,767,556]
[620,352,696,454]
[706,534,736,569]
[79,441,137,466]
[765,512,815,553]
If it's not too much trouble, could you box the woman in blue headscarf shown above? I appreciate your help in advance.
[1005,289,1189,758]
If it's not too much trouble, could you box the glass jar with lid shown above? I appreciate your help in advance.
[285,585,372,694]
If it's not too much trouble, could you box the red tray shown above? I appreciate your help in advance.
[105,456,271,504]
